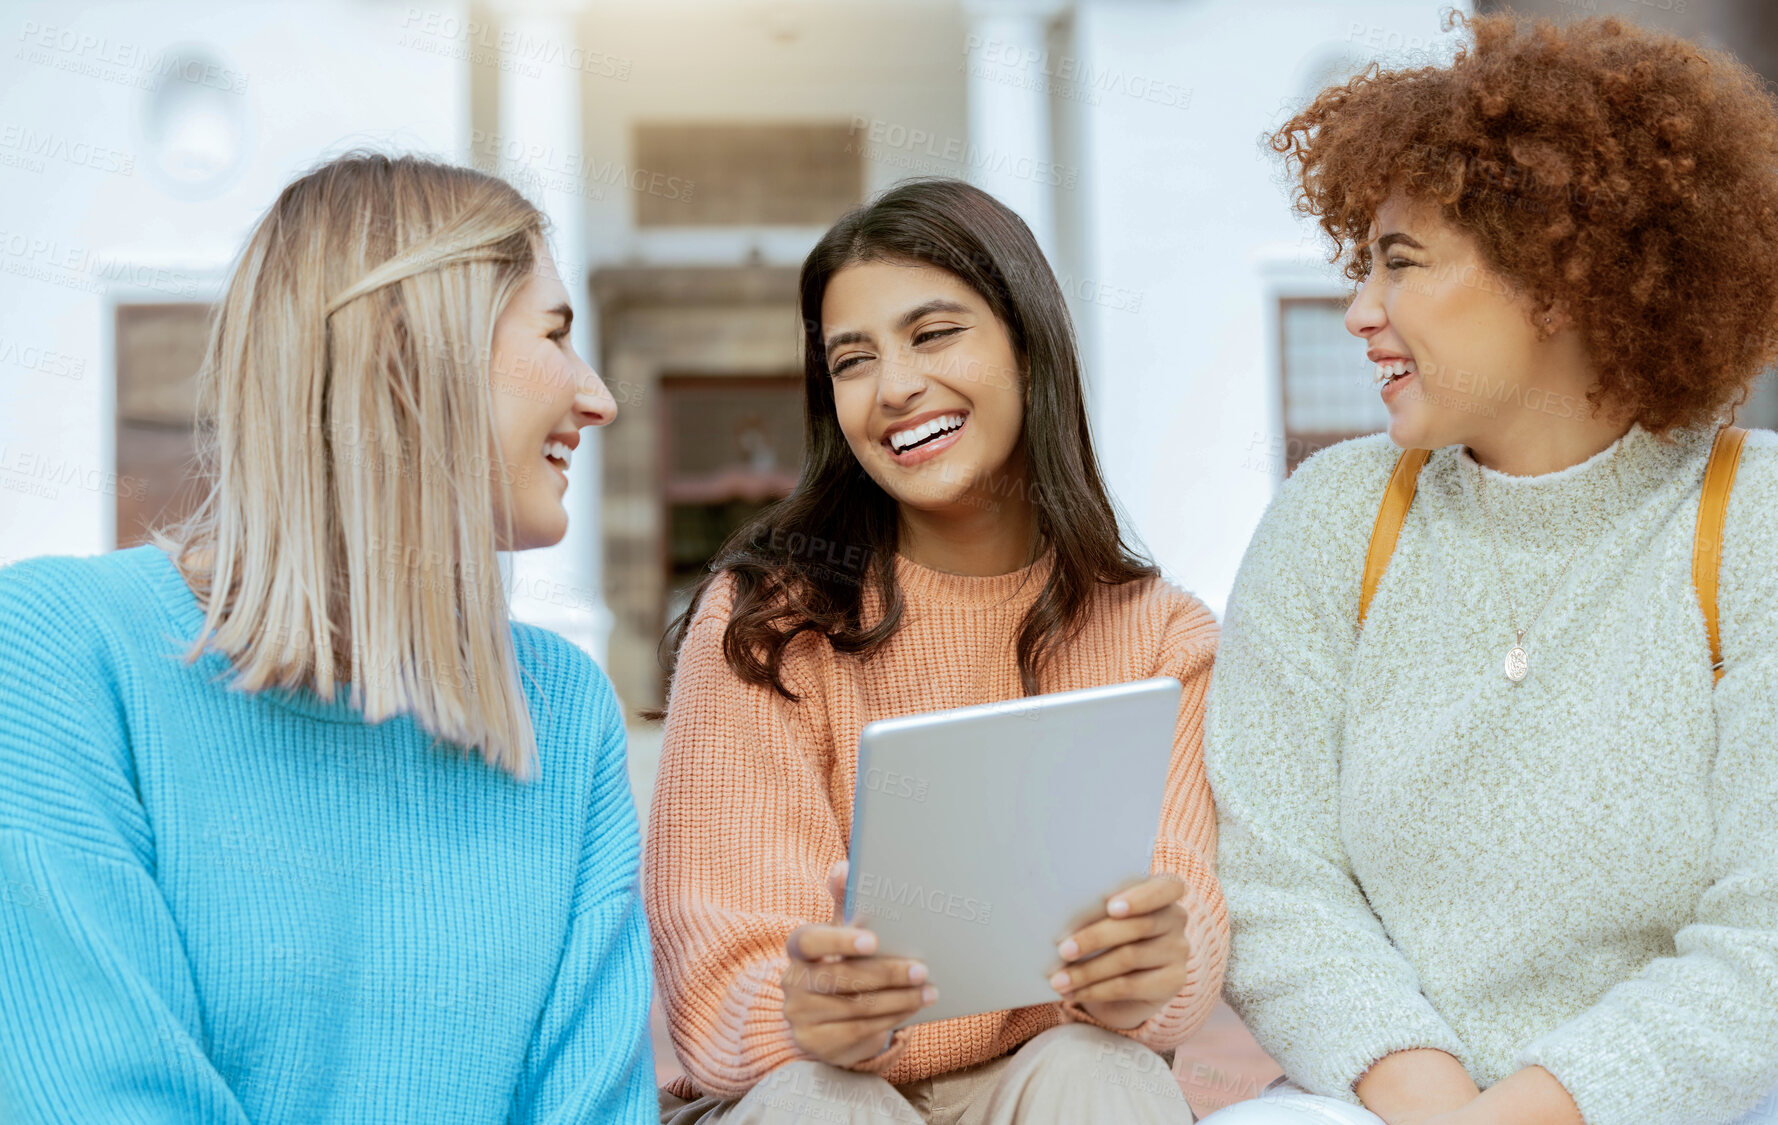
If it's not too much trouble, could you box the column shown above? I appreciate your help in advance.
[963,0,1068,258]
[488,1,615,669]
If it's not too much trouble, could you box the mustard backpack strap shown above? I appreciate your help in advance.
[1358,447,1433,630]
[1694,424,1749,684]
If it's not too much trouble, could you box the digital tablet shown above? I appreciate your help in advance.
[842,676,1182,1026]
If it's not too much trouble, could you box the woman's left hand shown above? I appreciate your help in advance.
[1049,873,1191,1029]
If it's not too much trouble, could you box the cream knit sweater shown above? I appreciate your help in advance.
[1204,424,1778,1125]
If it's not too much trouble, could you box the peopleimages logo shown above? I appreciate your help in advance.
[861,767,928,802]
[854,871,992,924]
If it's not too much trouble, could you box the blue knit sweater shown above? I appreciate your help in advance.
[0,544,655,1123]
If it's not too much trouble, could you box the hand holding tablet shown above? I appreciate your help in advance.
[781,858,1192,1065]
[779,860,939,1066]
[1050,871,1193,1029]
[842,677,1185,1029]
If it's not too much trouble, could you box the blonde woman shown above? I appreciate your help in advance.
[0,153,654,1123]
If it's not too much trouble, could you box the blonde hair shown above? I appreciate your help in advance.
[155,150,550,779]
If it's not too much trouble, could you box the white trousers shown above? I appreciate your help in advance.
[1199,1080,1778,1125]
[1197,1082,1383,1125]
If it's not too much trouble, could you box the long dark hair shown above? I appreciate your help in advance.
[659,177,1156,704]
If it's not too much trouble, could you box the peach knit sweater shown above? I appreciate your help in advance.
[645,550,1229,1100]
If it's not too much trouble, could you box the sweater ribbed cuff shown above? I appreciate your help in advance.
[1301,1022,1471,1106]
[678,956,810,1100]
[846,1027,911,1076]
[1515,1013,1662,1125]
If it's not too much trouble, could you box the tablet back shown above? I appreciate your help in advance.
[843,676,1181,1026]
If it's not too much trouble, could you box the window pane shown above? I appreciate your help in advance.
[1738,368,1778,430]
[115,303,212,547]
[1281,299,1387,435]
[633,123,862,227]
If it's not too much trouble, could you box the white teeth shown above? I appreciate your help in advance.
[889,413,965,453]
[1374,360,1416,385]
[542,439,572,468]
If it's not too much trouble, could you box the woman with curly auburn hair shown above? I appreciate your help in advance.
[1201,13,1778,1125]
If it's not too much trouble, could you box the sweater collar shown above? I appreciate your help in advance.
[890,546,1055,611]
[147,544,368,725]
[1441,423,1716,540]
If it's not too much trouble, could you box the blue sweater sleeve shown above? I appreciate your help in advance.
[0,559,254,1124]
[508,666,656,1124]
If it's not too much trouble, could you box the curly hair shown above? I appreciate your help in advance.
[1271,12,1778,433]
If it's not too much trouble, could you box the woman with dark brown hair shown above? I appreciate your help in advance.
[646,178,1227,1122]
[1203,13,1778,1125]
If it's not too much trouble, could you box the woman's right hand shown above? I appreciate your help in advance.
[780,860,938,1067]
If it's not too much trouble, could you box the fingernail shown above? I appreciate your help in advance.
[854,932,876,954]
[1057,939,1078,960]
[908,963,928,984]
[922,985,938,1004]
[1049,971,1072,992]
[1108,899,1129,917]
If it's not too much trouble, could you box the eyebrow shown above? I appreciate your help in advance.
[823,299,972,356]
[546,303,573,331]
[1376,232,1425,252]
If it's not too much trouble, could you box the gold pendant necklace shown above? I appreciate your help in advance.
[1473,447,1620,684]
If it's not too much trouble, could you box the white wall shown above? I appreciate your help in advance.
[559,0,969,278]
[1067,0,1462,614]
[0,0,1467,615]
[0,0,467,561]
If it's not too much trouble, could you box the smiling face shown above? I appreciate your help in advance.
[1345,194,1560,451]
[820,259,1028,515]
[486,248,616,550]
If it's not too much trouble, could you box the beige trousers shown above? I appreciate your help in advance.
[659,1024,1196,1125]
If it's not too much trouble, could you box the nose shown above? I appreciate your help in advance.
[572,363,617,428]
[876,353,928,411]
[1345,273,1387,340]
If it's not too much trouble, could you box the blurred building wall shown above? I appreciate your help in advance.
[0,0,468,566]
[2,0,1507,716]
[1061,0,1451,613]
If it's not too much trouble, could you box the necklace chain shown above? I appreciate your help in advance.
[1472,446,1621,680]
